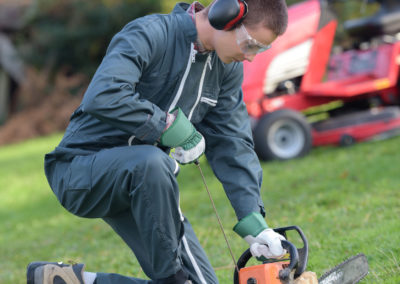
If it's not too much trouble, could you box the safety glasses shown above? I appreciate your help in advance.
[236,24,271,55]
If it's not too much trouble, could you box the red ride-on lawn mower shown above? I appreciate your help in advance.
[243,0,400,160]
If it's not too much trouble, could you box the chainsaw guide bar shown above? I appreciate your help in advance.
[318,253,369,284]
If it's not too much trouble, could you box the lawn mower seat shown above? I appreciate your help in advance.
[344,0,400,40]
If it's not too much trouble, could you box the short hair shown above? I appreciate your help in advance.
[243,0,288,35]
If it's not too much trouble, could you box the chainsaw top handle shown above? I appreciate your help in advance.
[233,226,309,284]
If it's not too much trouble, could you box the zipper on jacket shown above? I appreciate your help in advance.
[207,56,212,70]
[168,43,196,113]
[191,48,198,63]
[188,54,212,121]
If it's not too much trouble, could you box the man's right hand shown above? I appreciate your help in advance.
[233,212,286,260]
[160,108,205,164]
[248,228,286,259]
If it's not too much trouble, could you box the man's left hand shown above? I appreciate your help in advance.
[248,228,286,259]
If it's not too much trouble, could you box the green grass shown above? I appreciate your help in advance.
[1,133,399,283]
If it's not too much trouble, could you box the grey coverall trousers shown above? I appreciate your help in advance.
[45,145,219,284]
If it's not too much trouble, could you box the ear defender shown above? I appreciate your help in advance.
[208,0,248,30]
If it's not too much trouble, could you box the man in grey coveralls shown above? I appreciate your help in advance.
[27,0,289,283]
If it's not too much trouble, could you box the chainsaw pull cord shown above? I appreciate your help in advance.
[194,160,240,274]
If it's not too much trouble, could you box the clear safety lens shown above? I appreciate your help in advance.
[238,40,271,55]
[236,24,271,55]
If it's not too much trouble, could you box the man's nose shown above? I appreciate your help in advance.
[244,53,256,62]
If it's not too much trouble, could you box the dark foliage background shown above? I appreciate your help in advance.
[17,0,161,76]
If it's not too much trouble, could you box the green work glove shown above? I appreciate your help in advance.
[234,212,286,259]
[160,108,205,164]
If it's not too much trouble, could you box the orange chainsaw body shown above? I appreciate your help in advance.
[238,261,290,284]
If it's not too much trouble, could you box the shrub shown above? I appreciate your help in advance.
[18,0,161,76]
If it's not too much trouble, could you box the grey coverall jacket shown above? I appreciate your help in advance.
[44,3,265,284]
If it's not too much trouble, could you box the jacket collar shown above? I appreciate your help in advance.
[172,3,198,43]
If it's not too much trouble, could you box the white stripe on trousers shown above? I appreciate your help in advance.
[178,204,207,284]
[182,235,208,284]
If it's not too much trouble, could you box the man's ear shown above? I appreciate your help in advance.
[208,0,248,30]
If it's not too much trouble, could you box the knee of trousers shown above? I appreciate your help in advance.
[132,146,179,192]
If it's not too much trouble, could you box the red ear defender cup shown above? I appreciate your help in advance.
[224,1,248,30]
[208,0,248,30]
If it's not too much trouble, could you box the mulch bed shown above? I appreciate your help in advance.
[0,68,87,145]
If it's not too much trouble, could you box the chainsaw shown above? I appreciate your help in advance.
[233,226,369,284]
[194,161,369,284]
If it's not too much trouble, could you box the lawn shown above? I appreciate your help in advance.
[0,133,399,283]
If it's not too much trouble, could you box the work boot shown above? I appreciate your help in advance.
[27,261,85,284]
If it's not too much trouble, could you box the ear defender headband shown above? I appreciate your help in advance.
[208,0,248,30]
